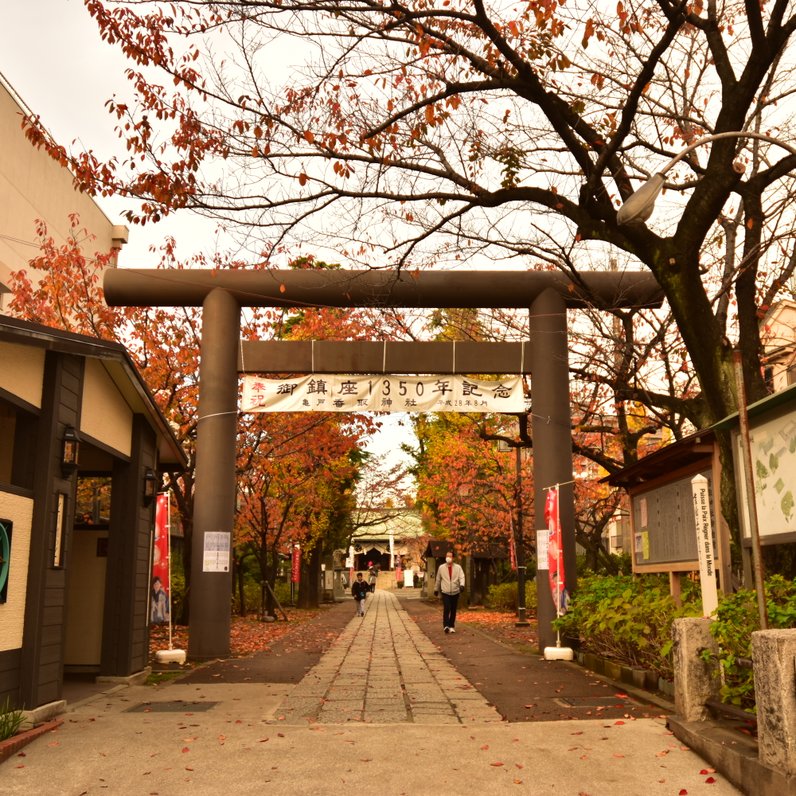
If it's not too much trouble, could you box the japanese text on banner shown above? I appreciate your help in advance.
[151,493,171,624]
[241,374,525,413]
[544,487,569,615]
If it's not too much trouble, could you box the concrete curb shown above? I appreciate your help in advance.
[669,715,795,796]
[0,719,63,765]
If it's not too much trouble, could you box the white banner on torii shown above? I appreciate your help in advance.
[241,373,525,413]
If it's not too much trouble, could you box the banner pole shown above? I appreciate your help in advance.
[544,484,573,661]
[167,493,173,651]
[155,491,186,665]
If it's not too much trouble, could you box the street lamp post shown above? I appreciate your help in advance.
[617,129,791,627]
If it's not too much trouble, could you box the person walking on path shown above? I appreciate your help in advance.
[367,562,379,593]
[351,571,370,616]
[434,551,465,633]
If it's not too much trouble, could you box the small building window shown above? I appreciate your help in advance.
[75,476,112,527]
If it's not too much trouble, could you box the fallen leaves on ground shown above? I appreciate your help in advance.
[456,609,539,648]
[148,609,322,667]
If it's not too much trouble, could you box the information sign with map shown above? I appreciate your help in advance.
[734,409,796,543]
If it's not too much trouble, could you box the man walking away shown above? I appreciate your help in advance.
[434,551,465,633]
[352,572,369,617]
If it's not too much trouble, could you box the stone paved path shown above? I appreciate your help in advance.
[274,589,502,724]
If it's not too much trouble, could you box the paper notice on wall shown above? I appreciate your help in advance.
[536,529,549,569]
[202,532,231,572]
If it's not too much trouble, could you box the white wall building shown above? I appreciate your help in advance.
[761,300,796,392]
[0,72,128,310]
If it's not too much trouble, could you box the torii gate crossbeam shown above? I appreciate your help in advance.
[104,268,663,657]
[238,341,533,374]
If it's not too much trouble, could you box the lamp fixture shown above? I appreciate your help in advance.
[617,131,796,225]
[61,426,80,476]
[143,467,158,505]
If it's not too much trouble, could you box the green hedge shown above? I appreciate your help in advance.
[485,580,537,613]
[705,574,796,710]
[553,574,702,680]
[555,573,796,708]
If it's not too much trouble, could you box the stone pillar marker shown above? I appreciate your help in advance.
[672,617,720,722]
[753,628,796,774]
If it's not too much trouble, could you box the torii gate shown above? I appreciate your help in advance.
[104,268,664,657]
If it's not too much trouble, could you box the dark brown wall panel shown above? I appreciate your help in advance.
[0,648,21,708]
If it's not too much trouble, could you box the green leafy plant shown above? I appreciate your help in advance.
[0,697,25,741]
[554,574,702,680]
[167,548,187,623]
[557,573,796,710]
[272,579,292,608]
[486,580,537,613]
[704,575,796,711]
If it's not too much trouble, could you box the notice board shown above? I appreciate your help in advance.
[631,468,716,570]
[734,408,796,543]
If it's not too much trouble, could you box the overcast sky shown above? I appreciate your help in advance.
[0,2,415,483]
[1,2,124,144]
[1,0,223,265]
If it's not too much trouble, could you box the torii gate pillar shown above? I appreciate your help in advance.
[189,288,240,659]
[530,289,575,650]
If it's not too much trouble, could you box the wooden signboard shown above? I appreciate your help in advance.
[631,468,716,572]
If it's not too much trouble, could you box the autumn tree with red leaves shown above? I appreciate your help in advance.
[27,0,796,557]
[9,215,122,339]
[235,412,367,616]
[9,228,397,617]
[233,256,398,612]
[414,413,525,554]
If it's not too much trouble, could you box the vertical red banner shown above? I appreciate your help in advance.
[291,545,301,583]
[544,487,568,614]
[151,493,170,624]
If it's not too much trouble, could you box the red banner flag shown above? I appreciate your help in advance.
[509,520,517,571]
[291,545,301,583]
[544,487,568,615]
[151,493,170,624]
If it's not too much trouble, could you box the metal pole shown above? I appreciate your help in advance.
[515,443,529,626]
[188,288,241,659]
[733,350,768,629]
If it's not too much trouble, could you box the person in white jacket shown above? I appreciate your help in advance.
[434,551,465,633]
